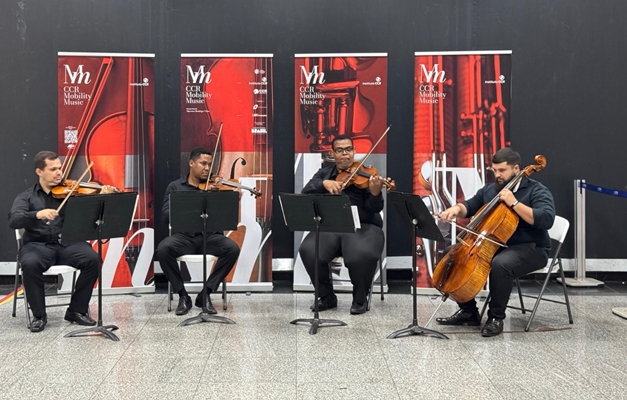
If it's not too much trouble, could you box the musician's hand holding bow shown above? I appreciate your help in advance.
[323,180,344,195]
[438,204,467,223]
[37,209,58,221]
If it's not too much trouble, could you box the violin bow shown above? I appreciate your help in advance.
[339,125,391,190]
[55,161,94,213]
[205,122,223,191]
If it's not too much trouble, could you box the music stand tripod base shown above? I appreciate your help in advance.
[179,311,236,326]
[387,324,448,340]
[65,324,120,341]
[290,316,347,335]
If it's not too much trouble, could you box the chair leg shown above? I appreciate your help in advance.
[22,283,31,329]
[222,279,227,311]
[480,294,490,320]
[12,262,20,318]
[558,259,574,324]
[167,281,172,312]
[516,278,526,314]
[524,260,555,332]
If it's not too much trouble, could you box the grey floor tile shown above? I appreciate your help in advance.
[0,290,626,400]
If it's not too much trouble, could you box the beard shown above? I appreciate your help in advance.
[494,176,515,192]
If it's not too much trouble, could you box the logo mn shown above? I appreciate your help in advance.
[186,65,212,84]
[420,64,446,83]
[63,65,91,84]
[300,65,325,85]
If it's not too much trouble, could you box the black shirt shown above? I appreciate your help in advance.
[301,165,384,228]
[461,177,555,252]
[8,183,65,244]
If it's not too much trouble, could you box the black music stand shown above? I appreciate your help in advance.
[170,190,239,327]
[62,192,138,342]
[387,191,448,340]
[279,193,354,335]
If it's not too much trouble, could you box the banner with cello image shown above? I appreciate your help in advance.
[57,52,156,293]
[292,53,388,291]
[413,50,512,292]
[180,54,273,291]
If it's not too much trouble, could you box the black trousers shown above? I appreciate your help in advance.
[156,233,240,294]
[18,241,100,318]
[299,223,384,305]
[456,243,549,319]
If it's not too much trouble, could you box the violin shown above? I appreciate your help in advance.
[336,162,395,191]
[50,161,118,200]
[198,176,262,198]
[51,179,114,198]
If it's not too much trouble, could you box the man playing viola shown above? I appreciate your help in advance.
[436,148,555,337]
[8,151,116,332]
[298,135,385,315]
[156,146,240,315]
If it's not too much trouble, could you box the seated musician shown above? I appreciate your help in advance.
[156,146,240,315]
[8,151,117,332]
[436,148,555,337]
[298,135,385,315]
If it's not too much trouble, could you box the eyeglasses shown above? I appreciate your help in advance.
[333,147,354,154]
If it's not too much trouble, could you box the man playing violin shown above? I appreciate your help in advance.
[156,146,240,315]
[436,148,555,337]
[298,135,385,315]
[8,151,117,332]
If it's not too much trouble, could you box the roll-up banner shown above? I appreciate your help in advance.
[180,54,274,291]
[413,50,512,292]
[58,52,156,293]
[293,53,388,291]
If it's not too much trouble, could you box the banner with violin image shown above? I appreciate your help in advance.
[180,54,274,290]
[293,53,388,290]
[57,52,156,293]
[412,50,512,291]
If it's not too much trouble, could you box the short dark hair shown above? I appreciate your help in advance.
[492,148,520,167]
[332,135,353,150]
[34,151,58,170]
[189,147,212,161]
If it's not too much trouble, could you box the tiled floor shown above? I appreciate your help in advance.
[1,281,626,399]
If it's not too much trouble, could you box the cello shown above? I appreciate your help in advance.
[431,155,547,304]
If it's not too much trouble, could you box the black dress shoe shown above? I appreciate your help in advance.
[175,295,192,315]
[310,295,338,311]
[436,308,481,326]
[195,294,217,314]
[64,310,96,326]
[481,317,504,337]
[350,302,368,315]
[30,315,47,333]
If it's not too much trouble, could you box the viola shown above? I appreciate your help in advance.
[336,162,395,191]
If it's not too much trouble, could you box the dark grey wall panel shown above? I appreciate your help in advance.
[1,0,625,262]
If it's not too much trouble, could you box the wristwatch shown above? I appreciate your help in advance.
[511,200,519,208]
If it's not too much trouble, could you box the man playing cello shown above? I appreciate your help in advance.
[8,151,117,332]
[436,148,555,337]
